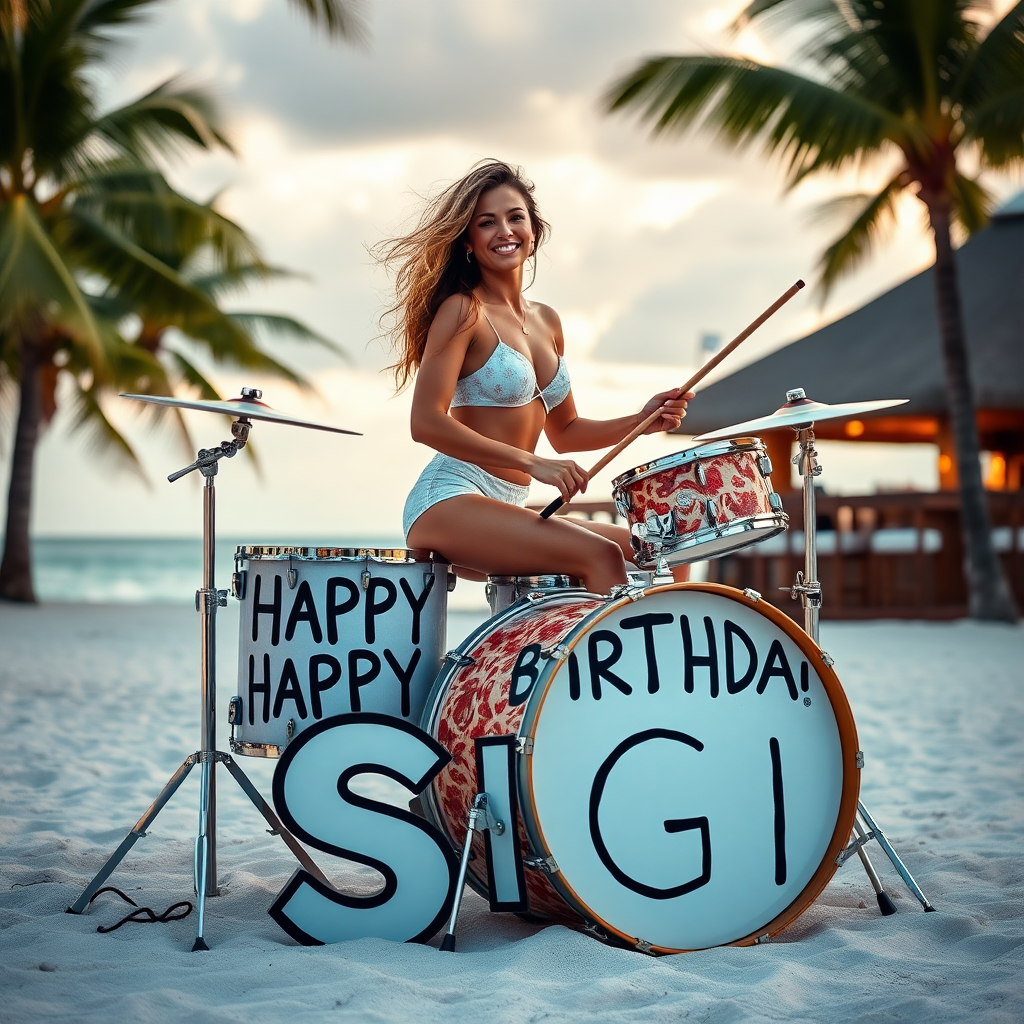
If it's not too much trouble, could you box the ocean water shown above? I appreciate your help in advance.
[19,536,490,610]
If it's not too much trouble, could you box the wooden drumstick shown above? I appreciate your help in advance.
[539,279,805,519]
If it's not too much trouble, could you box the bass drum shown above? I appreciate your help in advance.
[420,582,859,952]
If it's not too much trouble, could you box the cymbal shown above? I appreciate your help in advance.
[690,390,908,443]
[120,391,361,435]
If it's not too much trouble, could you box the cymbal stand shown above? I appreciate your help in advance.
[68,413,331,950]
[782,403,934,913]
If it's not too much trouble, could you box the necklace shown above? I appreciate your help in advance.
[507,299,530,336]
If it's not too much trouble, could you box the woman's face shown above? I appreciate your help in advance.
[465,184,535,273]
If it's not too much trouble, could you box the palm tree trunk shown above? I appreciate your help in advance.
[926,199,1018,622]
[0,330,42,603]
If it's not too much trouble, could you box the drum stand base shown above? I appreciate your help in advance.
[67,416,330,949]
[784,411,935,917]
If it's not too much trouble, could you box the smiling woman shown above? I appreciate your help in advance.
[374,161,691,594]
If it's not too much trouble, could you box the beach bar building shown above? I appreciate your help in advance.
[677,199,1024,619]
[545,199,1024,618]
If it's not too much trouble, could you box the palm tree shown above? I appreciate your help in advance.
[605,0,1022,622]
[0,1,339,602]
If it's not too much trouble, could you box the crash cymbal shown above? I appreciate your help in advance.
[690,388,908,443]
[121,390,361,435]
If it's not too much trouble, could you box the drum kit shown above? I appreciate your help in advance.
[67,378,934,954]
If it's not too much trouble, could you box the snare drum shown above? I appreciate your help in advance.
[421,582,858,952]
[612,439,787,569]
[230,546,451,757]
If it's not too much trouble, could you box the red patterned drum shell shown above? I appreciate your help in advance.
[421,583,860,953]
[611,439,788,569]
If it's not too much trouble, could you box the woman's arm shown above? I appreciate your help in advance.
[410,296,589,500]
[538,308,691,453]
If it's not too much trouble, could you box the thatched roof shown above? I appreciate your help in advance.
[680,206,1024,437]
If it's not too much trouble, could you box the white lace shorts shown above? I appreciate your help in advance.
[403,453,530,539]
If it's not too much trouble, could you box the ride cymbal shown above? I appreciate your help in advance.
[691,389,908,443]
[121,391,361,435]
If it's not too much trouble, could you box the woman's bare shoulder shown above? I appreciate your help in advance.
[426,294,481,352]
[531,301,565,352]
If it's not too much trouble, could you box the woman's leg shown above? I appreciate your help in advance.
[566,518,691,581]
[407,496,628,594]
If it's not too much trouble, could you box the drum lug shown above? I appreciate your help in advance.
[754,933,772,945]
[541,643,571,661]
[515,736,534,756]
[447,570,458,592]
[285,719,296,742]
[361,569,371,591]
[758,455,774,478]
[444,650,477,667]
[231,570,247,600]
[704,498,719,529]
[768,491,784,512]
[634,937,653,955]
[856,750,865,769]
[820,650,835,668]
[742,588,761,603]
[286,568,298,590]
[524,854,558,874]
[227,696,242,726]
[695,462,707,487]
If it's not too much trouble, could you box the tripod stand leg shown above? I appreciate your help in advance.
[221,755,332,888]
[858,801,935,912]
[853,819,896,915]
[67,755,198,915]
[192,758,214,951]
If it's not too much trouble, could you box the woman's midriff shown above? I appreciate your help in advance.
[452,403,546,485]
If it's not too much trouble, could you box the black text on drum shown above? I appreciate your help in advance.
[511,613,811,705]
[245,571,436,724]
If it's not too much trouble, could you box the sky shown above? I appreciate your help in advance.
[5,0,1021,540]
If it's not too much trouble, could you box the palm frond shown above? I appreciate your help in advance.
[815,170,907,299]
[189,262,298,298]
[951,171,994,235]
[64,377,147,479]
[92,77,233,164]
[227,311,347,358]
[166,325,309,387]
[287,0,369,43]
[0,194,102,357]
[605,54,908,183]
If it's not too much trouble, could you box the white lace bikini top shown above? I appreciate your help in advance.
[450,313,571,413]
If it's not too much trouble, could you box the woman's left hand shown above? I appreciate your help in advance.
[637,388,694,434]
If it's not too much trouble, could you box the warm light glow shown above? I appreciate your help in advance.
[939,454,953,474]
[844,419,865,438]
[985,453,1007,490]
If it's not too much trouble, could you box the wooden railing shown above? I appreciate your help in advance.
[530,491,1024,619]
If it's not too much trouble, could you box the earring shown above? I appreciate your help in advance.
[466,250,473,263]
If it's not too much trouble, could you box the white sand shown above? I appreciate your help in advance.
[1,602,1022,1023]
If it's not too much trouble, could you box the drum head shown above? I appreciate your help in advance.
[519,583,859,952]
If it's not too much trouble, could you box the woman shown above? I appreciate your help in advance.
[378,161,691,594]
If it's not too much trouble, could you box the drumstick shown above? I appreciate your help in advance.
[539,279,805,519]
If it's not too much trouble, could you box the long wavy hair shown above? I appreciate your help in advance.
[375,160,550,391]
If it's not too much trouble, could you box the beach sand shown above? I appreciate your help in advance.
[1,602,1022,1022]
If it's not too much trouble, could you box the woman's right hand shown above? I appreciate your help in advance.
[527,455,589,503]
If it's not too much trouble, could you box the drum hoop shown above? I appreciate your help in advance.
[610,437,764,491]
[521,581,861,953]
[633,514,789,569]
[234,545,445,564]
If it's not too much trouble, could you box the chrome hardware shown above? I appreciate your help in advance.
[240,386,263,399]
[542,643,571,661]
[447,570,457,592]
[856,751,865,769]
[361,569,371,591]
[695,461,707,487]
[836,829,875,866]
[743,588,761,603]
[285,719,296,741]
[227,696,242,726]
[230,570,247,600]
[786,388,806,402]
[286,568,298,590]
[820,650,835,668]
[515,736,534,756]
[444,651,476,667]
[755,933,772,945]
[195,588,227,612]
[217,589,228,607]
[758,455,773,477]
[524,855,558,874]
[635,938,653,954]
[780,570,821,606]
[704,499,719,529]
[768,491,784,512]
